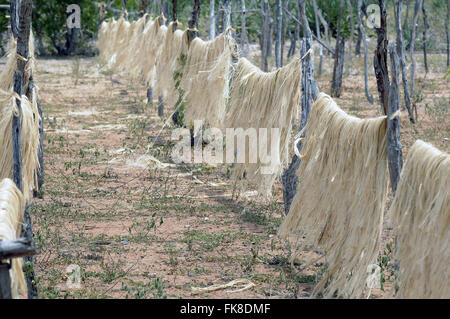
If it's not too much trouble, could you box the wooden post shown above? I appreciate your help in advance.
[394,0,414,123]
[260,0,270,71]
[281,0,318,215]
[409,0,423,95]
[275,0,282,68]
[331,0,345,98]
[387,44,403,193]
[447,0,449,68]
[240,0,249,56]
[421,0,428,74]
[374,0,390,115]
[188,0,201,43]
[312,0,323,76]
[357,0,374,104]
[0,261,12,299]
[11,0,38,299]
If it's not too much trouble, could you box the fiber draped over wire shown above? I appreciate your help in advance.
[0,93,40,202]
[180,32,233,128]
[390,140,449,299]
[0,33,35,92]
[154,22,188,110]
[278,93,389,298]
[225,57,301,197]
[0,178,27,299]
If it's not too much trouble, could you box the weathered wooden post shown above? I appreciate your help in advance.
[394,0,414,123]
[374,0,403,193]
[331,0,345,98]
[281,0,318,215]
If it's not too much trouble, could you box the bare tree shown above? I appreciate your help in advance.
[374,0,390,115]
[345,0,354,76]
[275,0,282,68]
[241,0,250,56]
[447,0,450,67]
[331,0,345,97]
[312,0,323,76]
[357,0,374,104]
[387,43,403,194]
[395,0,414,123]
[188,0,201,42]
[410,0,423,95]
[224,0,231,30]
[421,0,429,73]
[209,0,216,40]
[139,0,149,17]
[260,0,270,71]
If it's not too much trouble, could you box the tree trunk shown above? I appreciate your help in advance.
[410,0,423,96]
[316,6,330,54]
[344,0,354,76]
[312,0,323,76]
[395,0,414,123]
[421,0,428,73]
[260,0,270,71]
[331,0,345,97]
[209,0,216,40]
[188,0,201,42]
[403,0,410,43]
[281,0,318,216]
[280,0,290,66]
[374,0,390,115]
[224,0,231,30]
[357,0,374,103]
[241,0,249,56]
[139,0,149,17]
[387,43,403,194]
[287,0,300,58]
[447,0,450,68]
[355,25,362,55]
[12,0,38,299]
[163,0,170,25]
[275,0,282,68]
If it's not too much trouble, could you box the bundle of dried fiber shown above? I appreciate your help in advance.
[0,93,40,202]
[122,16,148,77]
[154,22,188,110]
[0,32,35,92]
[278,93,388,298]
[143,17,167,87]
[224,57,301,197]
[180,32,233,128]
[97,20,109,61]
[0,178,26,299]
[390,140,449,299]
[99,18,117,64]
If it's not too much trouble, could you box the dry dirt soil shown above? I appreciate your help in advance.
[6,50,447,299]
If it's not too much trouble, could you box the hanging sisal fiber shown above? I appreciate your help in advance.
[0,32,35,92]
[109,17,131,71]
[278,93,389,298]
[224,57,301,197]
[154,22,188,110]
[0,178,27,299]
[143,17,167,87]
[390,140,449,299]
[180,32,233,128]
[0,92,40,202]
